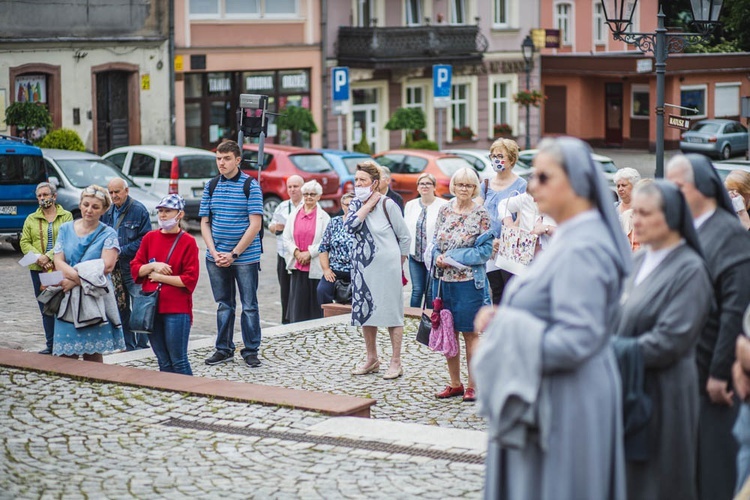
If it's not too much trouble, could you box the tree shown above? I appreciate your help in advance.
[385,107,426,146]
[4,101,52,139]
[275,106,318,147]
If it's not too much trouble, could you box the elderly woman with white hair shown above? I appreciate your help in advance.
[282,180,331,323]
[614,167,642,250]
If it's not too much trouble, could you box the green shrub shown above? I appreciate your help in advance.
[37,128,85,151]
[406,139,439,151]
[4,101,53,139]
[352,134,372,154]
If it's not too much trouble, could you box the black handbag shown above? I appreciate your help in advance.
[130,232,184,334]
[333,278,352,304]
[415,278,436,347]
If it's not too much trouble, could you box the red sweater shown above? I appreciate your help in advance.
[130,230,200,320]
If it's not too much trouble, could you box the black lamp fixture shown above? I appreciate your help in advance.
[521,35,535,150]
[599,0,723,178]
[521,35,535,65]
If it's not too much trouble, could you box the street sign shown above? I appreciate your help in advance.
[636,59,653,73]
[331,67,350,101]
[667,114,691,131]
[433,65,452,98]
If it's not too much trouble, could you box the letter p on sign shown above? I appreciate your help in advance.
[433,65,452,98]
[332,67,350,102]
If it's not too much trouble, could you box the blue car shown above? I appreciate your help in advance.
[317,149,376,193]
[680,119,749,160]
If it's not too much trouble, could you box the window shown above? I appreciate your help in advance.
[492,81,510,131]
[631,84,649,118]
[450,0,465,24]
[715,83,740,117]
[106,153,127,169]
[405,0,422,26]
[405,85,425,111]
[593,2,606,45]
[451,83,470,137]
[189,0,297,18]
[494,0,508,26]
[555,3,572,46]
[680,85,707,118]
[129,154,156,177]
[356,0,374,26]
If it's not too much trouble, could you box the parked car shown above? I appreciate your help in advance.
[712,160,750,181]
[103,145,218,222]
[318,149,375,193]
[373,149,474,202]
[517,149,618,185]
[443,147,532,180]
[241,143,341,223]
[0,135,46,251]
[42,149,160,226]
[680,119,749,160]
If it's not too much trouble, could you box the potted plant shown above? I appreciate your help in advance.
[513,89,546,107]
[275,106,318,147]
[493,123,513,137]
[452,126,476,142]
[4,101,53,140]
[385,107,426,146]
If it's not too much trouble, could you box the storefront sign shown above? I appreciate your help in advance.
[543,29,560,48]
[15,75,46,103]
[246,75,274,91]
[208,77,231,93]
[636,58,653,73]
[668,114,691,130]
[174,55,184,72]
[280,71,309,93]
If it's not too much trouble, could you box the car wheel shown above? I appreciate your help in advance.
[263,195,281,228]
[721,145,731,160]
[9,236,21,253]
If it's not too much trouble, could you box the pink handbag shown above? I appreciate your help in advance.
[428,279,459,358]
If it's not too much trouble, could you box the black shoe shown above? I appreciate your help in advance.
[38,348,52,355]
[205,351,234,366]
[244,353,261,368]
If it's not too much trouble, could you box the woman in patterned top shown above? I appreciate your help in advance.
[317,192,355,305]
[431,168,493,402]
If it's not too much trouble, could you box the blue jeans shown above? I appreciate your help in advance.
[149,313,192,375]
[120,261,150,351]
[206,260,261,358]
[30,270,55,351]
[735,404,750,493]
[409,257,433,308]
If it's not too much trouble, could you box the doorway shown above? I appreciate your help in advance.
[96,71,130,154]
[605,83,623,146]
[352,88,379,153]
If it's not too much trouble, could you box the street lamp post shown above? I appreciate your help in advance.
[521,35,535,150]
[600,0,723,178]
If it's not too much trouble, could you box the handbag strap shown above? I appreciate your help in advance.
[157,231,184,291]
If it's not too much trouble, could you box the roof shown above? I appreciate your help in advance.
[105,145,214,159]
[0,135,42,155]
[42,148,102,160]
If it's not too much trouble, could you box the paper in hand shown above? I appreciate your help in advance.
[443,256,470,270]
[39,271,64,286]
[18,252,41,267]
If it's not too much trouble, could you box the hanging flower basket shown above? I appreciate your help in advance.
[493,123,513,137]
[513,89,546,107]
[452,126,476,141]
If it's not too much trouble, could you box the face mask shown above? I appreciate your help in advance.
[732,195,746,213]
[39,198,54,209]
[158,217,179,231]
[492,158,506,172]
[354,186,372,202]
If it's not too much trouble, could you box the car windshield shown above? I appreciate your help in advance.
[56,159,137,188]
[691,123,721,134]
[342,157,366,175]
[598,160,618,173]
[290,154,333,173]
[437,157,473,177]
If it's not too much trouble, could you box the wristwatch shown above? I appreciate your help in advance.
[231,252,239,260]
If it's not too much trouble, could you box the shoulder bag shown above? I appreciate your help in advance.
[333,277,352,304]
[130,232,184,334]
[494,191,538,276]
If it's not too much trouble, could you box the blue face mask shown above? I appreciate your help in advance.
[492,158,506,172]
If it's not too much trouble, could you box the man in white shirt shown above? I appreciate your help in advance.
[268,175,304,324]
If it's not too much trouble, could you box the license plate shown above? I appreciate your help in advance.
[0,206,17,215]
[192,188,203,197]
[688,137,703,143]
[319,200,333,208]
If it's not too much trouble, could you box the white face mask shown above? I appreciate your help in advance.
[354,186,372,202]
[732,195,746,213]
[492,158,506,172]
[158,217,179,231]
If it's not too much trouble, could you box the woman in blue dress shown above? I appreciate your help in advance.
[53,185,125,361]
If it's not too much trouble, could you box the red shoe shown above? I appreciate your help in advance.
[463,387,476,402]
[436,384,464,399]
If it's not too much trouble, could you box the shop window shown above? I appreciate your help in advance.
[631,85,650,119]
[494,0,508,26]
[680,85,707,118]
[555,3,573,46]
[715,83,740,118]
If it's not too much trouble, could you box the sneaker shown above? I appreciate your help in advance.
[205,351,234,366]
[244,353,261,368]
[37,348,52,355]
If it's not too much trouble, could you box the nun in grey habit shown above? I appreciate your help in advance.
[614,181,713,500]
[474,137,631,500]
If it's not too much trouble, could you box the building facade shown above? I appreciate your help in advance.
[174,0,323,149]
[323,0,541,153]
[0,0,170,154]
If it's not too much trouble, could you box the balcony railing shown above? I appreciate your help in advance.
[337,25,488,69]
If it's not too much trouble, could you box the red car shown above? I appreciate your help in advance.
[241,144,341,222]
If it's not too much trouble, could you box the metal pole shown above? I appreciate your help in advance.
[168,0,176,145]
[654,8,667,178]
[437,108,443,151]
[337,114,343,150]
[525,59,531,150]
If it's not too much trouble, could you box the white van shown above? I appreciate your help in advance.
[103,145,217,203]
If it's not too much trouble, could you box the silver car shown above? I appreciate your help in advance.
[680,119,749,160]
[42,149,160,226]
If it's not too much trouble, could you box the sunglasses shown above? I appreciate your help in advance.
[530,172,550,185]
[83,186,107,201]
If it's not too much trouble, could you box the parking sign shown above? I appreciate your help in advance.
[331,67,350,102]
[433,65,452,98]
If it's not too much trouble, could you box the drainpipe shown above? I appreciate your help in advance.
[168,0,176,145]
[320,0,328,148]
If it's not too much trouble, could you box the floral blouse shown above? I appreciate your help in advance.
[318,215,353,273]
[433,202,491,282]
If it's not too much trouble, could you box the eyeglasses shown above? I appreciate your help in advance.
[455,183,475,190]
[530,172,551,185]
[489,154,505,160]
[417,182,434,187]
[302,193,318,197]
[83,186,107,201]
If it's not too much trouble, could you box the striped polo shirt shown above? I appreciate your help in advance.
[198,170,264,265]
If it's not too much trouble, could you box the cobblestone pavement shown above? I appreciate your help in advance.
[0,367,485,499]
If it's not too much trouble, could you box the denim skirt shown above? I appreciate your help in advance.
[432,279,484,333]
